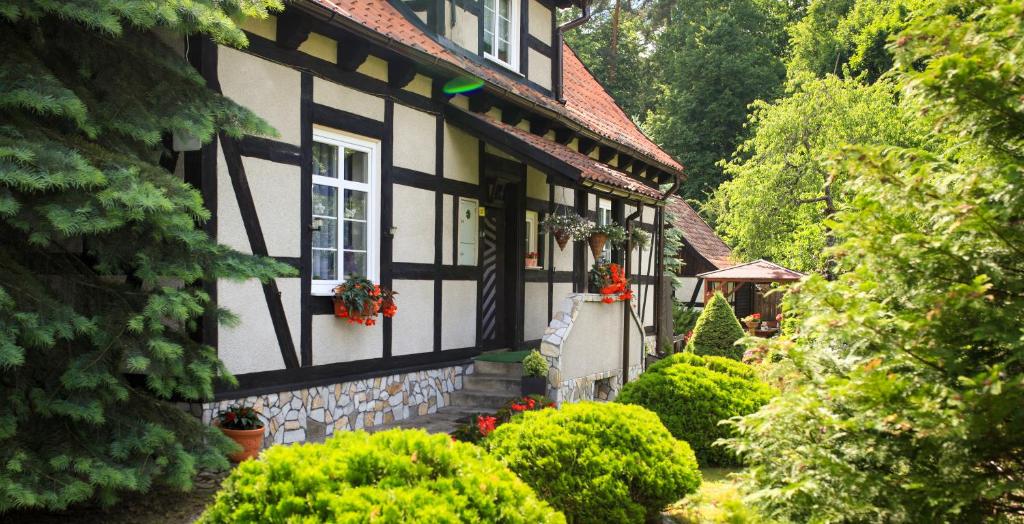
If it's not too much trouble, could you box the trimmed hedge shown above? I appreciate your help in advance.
[617,353,774,466]
[198,429,564,523]
[485,402,701,524]
[687,293,746,360]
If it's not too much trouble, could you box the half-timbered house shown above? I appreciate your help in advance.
[177,0,686,443]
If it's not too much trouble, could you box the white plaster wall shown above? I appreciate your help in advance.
[528,49,552,90]
[391,280,434,356]
[314,77,385,122]
[216,144,251,254]
[405,74,433,98]
[218,279,286,374]
[643,206,657,224]
[358,55,388,81]
[442,280,477,349]
[393,185,435,263]
[393,105,437,173]
[450,8,479,53]
[279,278,302,355]
[526,167,547,200]
[298,32,337,62]
[551,239,574,271]
[246,156,300,257]
[553,186,574,206]
[239,15,276,41]
[675,277,706,306]
[218,46,300,145]
[444,124,479,183]
[560,300,643,380]
[528,0,552,44]
[312,315,383,365]
[524,282,551,341]
[442,194,454,265]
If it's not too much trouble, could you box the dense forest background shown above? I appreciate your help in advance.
[563,0,920,273]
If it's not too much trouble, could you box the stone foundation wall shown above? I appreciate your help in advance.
[192,363,472,445]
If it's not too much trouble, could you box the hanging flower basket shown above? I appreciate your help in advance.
[332,276,397,326]
[541,212,589,252]
[586,223,627,259]
[628,228,651,251]
[588,232,608,259]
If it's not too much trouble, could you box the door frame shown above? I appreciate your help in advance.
[477,153,526,350]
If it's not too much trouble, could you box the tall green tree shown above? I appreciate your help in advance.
[786,0,921,83]
[706,75,927,274]
[725,0,1024,520]
[0,0,288,511]
[646,0,787,201]
[563,3,661,122]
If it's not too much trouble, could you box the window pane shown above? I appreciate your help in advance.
[313,217,338,248]
[313,184,338,218]
[342,251,367,278]
[498,0,510,19]
[312,250,337,280]
[498,39,509,63]
[344,189,367,220]
[313,142,338,178]
[344,220,367,250]
[345,149,369,183]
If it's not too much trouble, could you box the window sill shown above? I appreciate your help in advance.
[525,266,545,271]
[483,53,522,76]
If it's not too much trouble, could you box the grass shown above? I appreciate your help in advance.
[474,349,532,363]
[666,467,765,523]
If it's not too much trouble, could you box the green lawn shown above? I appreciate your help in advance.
[666,468,762,523]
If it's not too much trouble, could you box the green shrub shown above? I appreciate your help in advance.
[485,402,701,523]
[618,354,774,466]
[199,429,564,523]
[687,293,746,360]
[522,349,548,377]
[673,302,701,336]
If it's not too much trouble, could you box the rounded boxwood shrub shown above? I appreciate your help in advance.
[617,353,774,466]
[198,429,564,523]
[485,402,701,524]
[687,292,746,360]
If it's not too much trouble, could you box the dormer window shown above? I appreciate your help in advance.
[483,0,519,71]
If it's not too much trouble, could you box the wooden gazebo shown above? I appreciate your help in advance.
[697,260,803,321]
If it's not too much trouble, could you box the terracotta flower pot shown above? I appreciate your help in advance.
[588,233,608,259]
[525,257,538,268]
[333,298,347,318]
[554,229,571,251]
[218,424,264,462]
[745,320,760,331]
[521,376,547,396]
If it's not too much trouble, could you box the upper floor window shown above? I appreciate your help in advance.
[483,0,519,71]
[311,129,381,295]
[597,198,613,263]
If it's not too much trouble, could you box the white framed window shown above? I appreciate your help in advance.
[311,128,381,295]
[457,197,479,266]
[483,0,519,71]
[524,210,539,267]
[597,198,613,263]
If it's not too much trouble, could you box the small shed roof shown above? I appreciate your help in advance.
[697,259,804,282]
[665,196,733,269]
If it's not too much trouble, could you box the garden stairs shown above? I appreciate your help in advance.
[370,358,522,434]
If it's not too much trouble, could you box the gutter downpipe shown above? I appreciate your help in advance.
[622,174,680,385]
[554,0,592,102]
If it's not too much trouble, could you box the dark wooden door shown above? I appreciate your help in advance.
[480,208,507,348]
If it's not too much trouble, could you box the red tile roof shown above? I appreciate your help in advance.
[465,111,665,199]
[665,195,733,269]
[307,0,683,174]
[697,259,804,282]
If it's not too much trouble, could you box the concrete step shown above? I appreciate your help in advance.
[450,390,511,409]
[463,374,522,395]
[472,359,523,376]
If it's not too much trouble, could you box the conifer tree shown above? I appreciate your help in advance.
[0,0,287,511]
[687,292,746,360]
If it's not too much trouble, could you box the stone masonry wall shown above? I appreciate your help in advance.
[192,363,472,446]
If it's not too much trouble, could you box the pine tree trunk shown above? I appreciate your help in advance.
[609,0,622,83]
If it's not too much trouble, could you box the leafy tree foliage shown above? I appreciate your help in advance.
[786,0,921,83]
[724,0,1024,519]
[706,75,927,273]
[646,0,787,201]
[0,0,290,511]
[687,293,746,360]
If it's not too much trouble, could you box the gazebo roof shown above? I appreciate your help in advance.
[697,259,804,283]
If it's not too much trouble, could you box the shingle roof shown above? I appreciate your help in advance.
[697,259,804,282]
[308,0,683,174]
[665,195,733,269]
[465,111,665,200]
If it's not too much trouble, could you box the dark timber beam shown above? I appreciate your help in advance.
[617,154,634,172]
[554,127,575,145]
[468,92,496,113]
[336,35,370,72]
[276,10,312,50]
[577,137,598,156]
[501,105,525,126]
[598,146,616,163]
[631,162,648,179]
[530,117,553,136]
[388,58,418,89]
